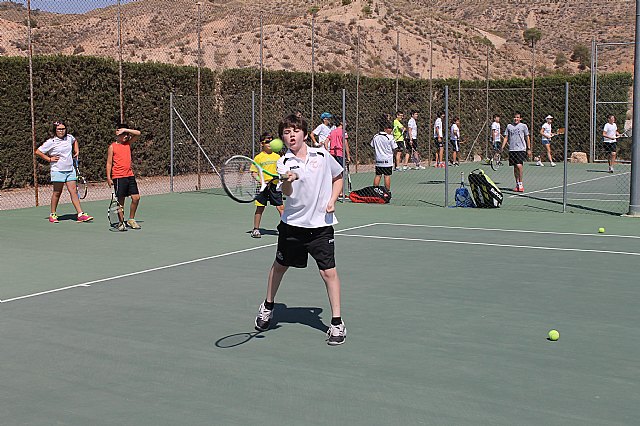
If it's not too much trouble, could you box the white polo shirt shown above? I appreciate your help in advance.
[38,134,76,172]
[433,117,443,138]
[277,147,343,228]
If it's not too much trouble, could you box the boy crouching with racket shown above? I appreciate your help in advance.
[254,114,347,345]
[251,132,284,238]
[106,124,142,231]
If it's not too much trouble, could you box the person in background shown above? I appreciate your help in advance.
[393,111,409,171]
[450,117,461,167]
[433,112,445,168]
[538,115,556,167]
[406,110,425,169]
[310,112,334,148]
[250,132,284,238]
[106,123,142,231]
[501,112,531,192]
[35,120,93,223]
[602,114,620,173]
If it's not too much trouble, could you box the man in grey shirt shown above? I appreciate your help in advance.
[501,112,531,192]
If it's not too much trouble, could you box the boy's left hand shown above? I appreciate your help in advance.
[326,202,335,213]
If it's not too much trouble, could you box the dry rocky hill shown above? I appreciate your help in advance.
[0,0,635,80]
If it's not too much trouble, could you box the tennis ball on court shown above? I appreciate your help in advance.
[548,330,560,341]
[269,138,284,152]
[598,227,605,233]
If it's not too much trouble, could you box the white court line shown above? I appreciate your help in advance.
[340,234,640,257]
[373,222,640,239]
[507,171,630,198]
[534,192,629,196]
[0,222,378,304]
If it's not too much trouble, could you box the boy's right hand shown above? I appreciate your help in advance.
[107,178,113,186]
[49,156,59,162]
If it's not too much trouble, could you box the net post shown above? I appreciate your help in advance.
[627,0,640,216]
[563,82,569,213]
[170,92,174,193]
[444,85,449,207]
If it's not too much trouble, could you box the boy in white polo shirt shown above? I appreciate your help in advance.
[254,113,347,346]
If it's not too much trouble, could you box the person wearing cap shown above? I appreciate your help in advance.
[538,115,556,167]
[310,112,335,148]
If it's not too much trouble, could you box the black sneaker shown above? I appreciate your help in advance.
[255,302,273,331]
[326,322,347,346]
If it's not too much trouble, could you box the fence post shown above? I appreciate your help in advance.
[27,0,38,206]
[444,85,449,207]
[252,91,256,159]
[627,1,640,216]
[342,88,347,201]
[170,92,174,193]
[563,82,569,212]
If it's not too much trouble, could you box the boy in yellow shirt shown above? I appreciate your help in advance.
[251,132,284,238]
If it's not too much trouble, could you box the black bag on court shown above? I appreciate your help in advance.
[468,169,503,208]
[349,186,392,204]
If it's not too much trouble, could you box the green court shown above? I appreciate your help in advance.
[1,192,639,425]
[346,160,632,215]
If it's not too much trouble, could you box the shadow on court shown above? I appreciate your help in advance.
[214,303,326,349]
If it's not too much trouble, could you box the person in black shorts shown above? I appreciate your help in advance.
[371,119,397,191]
[254,114,347,346]
[501,113,531,192]
[106,124,142,230]
[251,132,284,238]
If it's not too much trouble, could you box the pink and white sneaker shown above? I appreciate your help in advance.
[49,213,59,223]
[77,212,93,222]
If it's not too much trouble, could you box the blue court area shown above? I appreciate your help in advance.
[1,192,639,425]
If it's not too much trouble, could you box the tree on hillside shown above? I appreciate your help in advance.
[571,44,590,70]
[523,28,542,48]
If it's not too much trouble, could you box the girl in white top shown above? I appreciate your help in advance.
[602,114,620,173]
[538,115,556,167]
[34,121,93,223]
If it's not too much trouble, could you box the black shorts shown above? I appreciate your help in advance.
[255,182,283,207]
[275,222,336,270]
[603,142,617,153]
[395,140,407,152]
[508,151,527,166]
[113,176,139,198]
[434,138,444,148]
[407,139,418,150]
[450,139,460,152]
[375,166,393,176]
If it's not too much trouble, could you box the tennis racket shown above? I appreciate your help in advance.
[221,155,288,203]
[73,158,88,199]
[490,149,502,171]
[550,128,565,138]
[617,128,632,138]
[107,186,125,230]
[345,159,352,193]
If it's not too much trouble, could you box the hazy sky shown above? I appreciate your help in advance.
[13,1,136,14]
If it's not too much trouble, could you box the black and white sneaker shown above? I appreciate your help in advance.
[326,322,347,346]
[255,302,273,331]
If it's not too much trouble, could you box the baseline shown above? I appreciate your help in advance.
[507,171,630,198]
[339,234,640,257]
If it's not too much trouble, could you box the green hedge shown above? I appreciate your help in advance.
[0,55,631,188]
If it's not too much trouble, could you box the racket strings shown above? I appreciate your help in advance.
[222,158,262,202]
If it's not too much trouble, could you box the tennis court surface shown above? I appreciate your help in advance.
[2,192,639,425]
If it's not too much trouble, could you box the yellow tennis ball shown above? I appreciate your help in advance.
[548,330,560,341]
[598,227,605,233]
[269,138,284,152]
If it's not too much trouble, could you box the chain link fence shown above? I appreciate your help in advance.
[0,1,636,216]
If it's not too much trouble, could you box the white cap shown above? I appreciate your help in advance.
[545,115,554,119]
